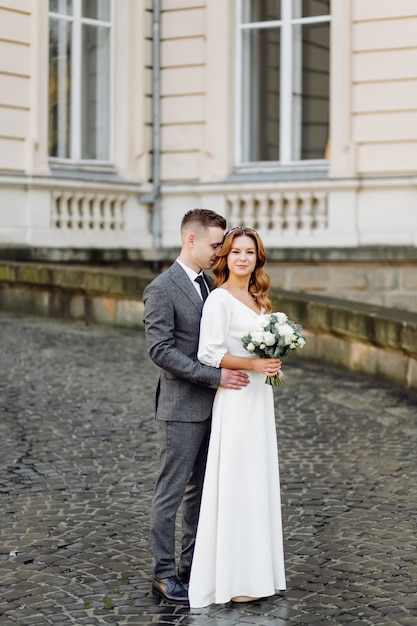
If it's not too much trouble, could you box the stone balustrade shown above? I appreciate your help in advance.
[51,191,126,232]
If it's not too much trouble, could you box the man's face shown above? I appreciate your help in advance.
[192,226,224,271]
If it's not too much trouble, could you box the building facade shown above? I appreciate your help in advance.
[0,0,417,260]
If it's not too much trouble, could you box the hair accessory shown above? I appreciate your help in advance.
[224,226,258,237]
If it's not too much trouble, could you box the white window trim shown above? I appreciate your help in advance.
[49,0,114,167]
[235,0,331,170]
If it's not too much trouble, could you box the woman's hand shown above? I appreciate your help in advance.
[251,358,282,376]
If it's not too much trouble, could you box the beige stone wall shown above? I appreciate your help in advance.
[114,0,152,183]
[352,0,417,175]
[160,0,206,181]
[159,0,235,183]
[0,0,32,172]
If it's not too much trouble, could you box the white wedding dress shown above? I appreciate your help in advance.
[188,288,286,608]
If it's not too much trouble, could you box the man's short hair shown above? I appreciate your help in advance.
[181,209,226,234]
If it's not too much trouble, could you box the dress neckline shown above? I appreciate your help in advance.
[219,287,262,315]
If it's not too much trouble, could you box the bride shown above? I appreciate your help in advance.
[188,226,286,608]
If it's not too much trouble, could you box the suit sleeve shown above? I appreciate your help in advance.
[143,280,221,389]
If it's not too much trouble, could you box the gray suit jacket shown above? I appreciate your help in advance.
[143,261,221,422]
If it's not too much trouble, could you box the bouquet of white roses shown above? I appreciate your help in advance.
[242,312,306,385]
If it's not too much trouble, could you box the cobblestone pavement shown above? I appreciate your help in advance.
[1,313,417,626]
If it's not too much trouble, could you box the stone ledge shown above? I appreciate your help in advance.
[1,262,417,392]
[0,261,150,296]
[2,244,417,263]
[271,290,417,391]
[272,290,417,358]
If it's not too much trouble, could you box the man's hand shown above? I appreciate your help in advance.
[219,369,249,389]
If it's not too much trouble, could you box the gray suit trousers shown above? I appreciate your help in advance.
[150,418,211,579]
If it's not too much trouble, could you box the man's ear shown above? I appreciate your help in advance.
[187,232,196,248]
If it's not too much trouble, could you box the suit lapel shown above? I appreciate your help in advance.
[170,262,204,310]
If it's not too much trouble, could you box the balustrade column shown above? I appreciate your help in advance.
[284,193,298,232]
[298,192,313,232]
[255,194,269,233]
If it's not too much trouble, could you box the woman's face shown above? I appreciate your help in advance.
[226,235,257,279]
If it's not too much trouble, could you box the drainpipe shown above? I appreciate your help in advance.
[140,0,162,259]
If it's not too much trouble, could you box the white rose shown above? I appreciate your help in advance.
[278,323,294,338]
[246,342,256,352]
[275,312,288,325]
[251,330,264,344]
[264,331,276,346]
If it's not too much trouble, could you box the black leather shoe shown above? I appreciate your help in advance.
[177,564,191,585]
[152,576,189,604]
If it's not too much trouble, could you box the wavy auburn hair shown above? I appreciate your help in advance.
[212,227,272,313]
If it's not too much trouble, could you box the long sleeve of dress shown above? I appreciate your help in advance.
[197,290,231,368]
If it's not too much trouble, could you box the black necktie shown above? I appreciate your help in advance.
[195,275,209,302]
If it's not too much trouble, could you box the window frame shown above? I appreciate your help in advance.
[48,0,114,167]
[236,0,331,171]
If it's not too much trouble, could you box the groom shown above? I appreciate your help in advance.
[143,209,249,603]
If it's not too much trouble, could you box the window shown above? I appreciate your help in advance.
[48,0,113,163]
[238,0,330,166]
